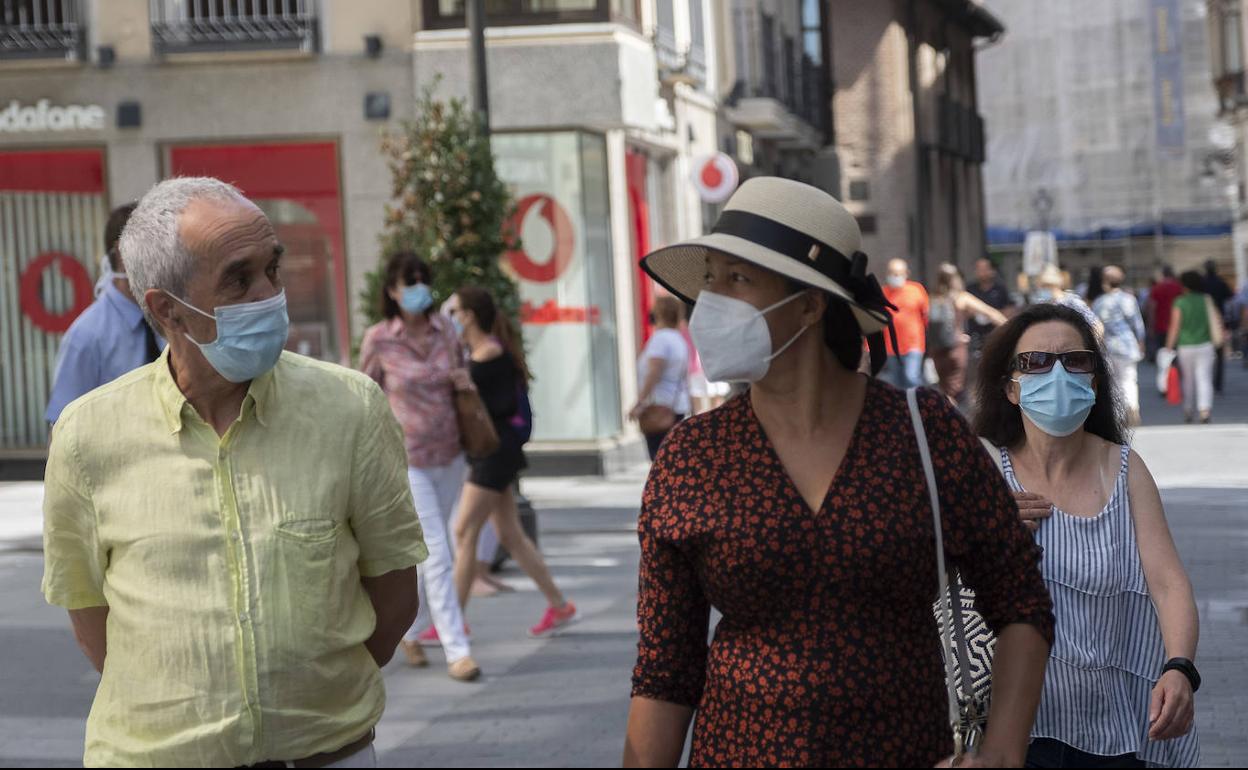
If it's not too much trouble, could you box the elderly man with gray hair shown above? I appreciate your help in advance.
[40,177,427,768]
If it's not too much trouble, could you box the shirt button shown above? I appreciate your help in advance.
[239,612,249,624]
[232,531,242,541]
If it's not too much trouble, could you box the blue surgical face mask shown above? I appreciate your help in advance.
[399,283,434,315]
[449,315,465,337]
[1013,361,1096,437]
[169,290,290,383]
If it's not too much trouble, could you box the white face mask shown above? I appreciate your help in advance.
[887,274,906,289]
[688,291,812,383]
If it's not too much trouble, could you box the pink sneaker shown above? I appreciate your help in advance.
[416,624,471,647]
[528,602,580,638]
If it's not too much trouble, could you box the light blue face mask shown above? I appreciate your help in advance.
[399,283,434,315]
[170,290,290,383]
[1013,361,1096,437]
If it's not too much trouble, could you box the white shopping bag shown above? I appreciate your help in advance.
[1156,348,1177,395]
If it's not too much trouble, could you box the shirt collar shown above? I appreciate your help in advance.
[154,348,277,434]
[102,281,147,330]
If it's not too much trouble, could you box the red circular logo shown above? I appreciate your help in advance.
[19,252,94,334]
[700,160,725,189]
[505,194,575,284]
[692,153,739,204]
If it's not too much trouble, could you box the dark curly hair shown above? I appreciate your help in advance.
[972,303,1127,449]
[379,251,433,320]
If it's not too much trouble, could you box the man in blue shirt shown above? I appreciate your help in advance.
[45,203,164,423]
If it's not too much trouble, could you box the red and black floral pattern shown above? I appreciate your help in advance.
[631,379,1054,768]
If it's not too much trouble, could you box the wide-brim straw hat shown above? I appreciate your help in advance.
[641,176,892,335]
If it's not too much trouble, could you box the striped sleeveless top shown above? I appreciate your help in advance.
[1001,445,1200,767]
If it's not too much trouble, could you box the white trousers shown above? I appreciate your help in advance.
[404,457,471,662]
[1109,355,1140,414]
[1178,343,1216,414]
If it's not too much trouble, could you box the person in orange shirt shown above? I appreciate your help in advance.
[881,258,930,389]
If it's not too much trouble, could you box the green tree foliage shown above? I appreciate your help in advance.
[360,87,519,332]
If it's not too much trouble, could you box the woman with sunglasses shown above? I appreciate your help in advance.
[974,304,1200,768]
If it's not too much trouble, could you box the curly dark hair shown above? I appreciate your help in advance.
[379,251,433,320]
[972,303,1127,449]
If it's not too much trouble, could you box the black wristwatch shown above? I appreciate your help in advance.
[1162,657,1201,693]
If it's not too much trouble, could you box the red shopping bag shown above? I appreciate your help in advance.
[1166,365,1183,405]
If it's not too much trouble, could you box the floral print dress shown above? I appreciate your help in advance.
[631,379,1055,767]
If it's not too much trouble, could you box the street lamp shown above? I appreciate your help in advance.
[467,0,490,135]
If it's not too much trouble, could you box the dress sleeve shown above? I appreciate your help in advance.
[918,389,1054,645]
[631,432,711,707]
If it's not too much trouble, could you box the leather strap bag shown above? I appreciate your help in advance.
[907,387,989,763]
[637,404,678,435]
[456,388,500,460]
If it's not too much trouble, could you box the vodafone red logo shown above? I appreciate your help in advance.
[692,153,739,203]
[505,194,575,284]
[19,251,93,334]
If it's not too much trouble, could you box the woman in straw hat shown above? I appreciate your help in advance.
[623,178,1054,768]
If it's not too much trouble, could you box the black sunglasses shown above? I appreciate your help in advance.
[1015,350,1097,375]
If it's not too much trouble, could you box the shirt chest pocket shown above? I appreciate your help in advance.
[271,518,343,631]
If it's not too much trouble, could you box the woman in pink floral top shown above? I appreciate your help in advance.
[359,252,480,682]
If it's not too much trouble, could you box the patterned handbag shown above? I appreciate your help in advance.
[906,388,995,761]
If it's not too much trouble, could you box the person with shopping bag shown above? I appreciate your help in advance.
[1164,271,1228,424]
[974,303,1201,768]
[359,251,482,681]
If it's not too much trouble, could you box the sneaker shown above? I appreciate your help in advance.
[528,602,580,638]
[416,624,472,647]
[400,640,428,668]
[448,656,482,682]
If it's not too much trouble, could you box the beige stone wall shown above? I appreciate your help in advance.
[323,0,418,55]
[831,0,990,281]
[830,0,916,275]
[91,0,151,62]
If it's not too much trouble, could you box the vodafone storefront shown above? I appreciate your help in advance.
[494,132,623,446]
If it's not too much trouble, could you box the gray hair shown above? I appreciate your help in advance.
[120,176,248,326]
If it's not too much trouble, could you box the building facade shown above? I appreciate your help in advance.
[979,0,1234,288]
[0,0,736,472]
[1208,0,1248,285]
[828,0,1001,281]
[1,0,419,460]
[411,0,727,472]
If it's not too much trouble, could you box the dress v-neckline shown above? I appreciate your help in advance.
[746,377,875,517]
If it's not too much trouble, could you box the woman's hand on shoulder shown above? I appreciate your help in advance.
[1012,491,1052,532]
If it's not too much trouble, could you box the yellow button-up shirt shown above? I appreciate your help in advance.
[41,350,428,767]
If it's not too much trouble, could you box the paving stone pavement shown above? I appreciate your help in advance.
[1,363,1245,766]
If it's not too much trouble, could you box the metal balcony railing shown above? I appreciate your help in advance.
[0,0,85,61]
[150,0,318,56]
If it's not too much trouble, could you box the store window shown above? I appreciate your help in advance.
[166,141,349,365]
[422,0,636,29]
[493,131,621,441]
[1,148,107,450]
